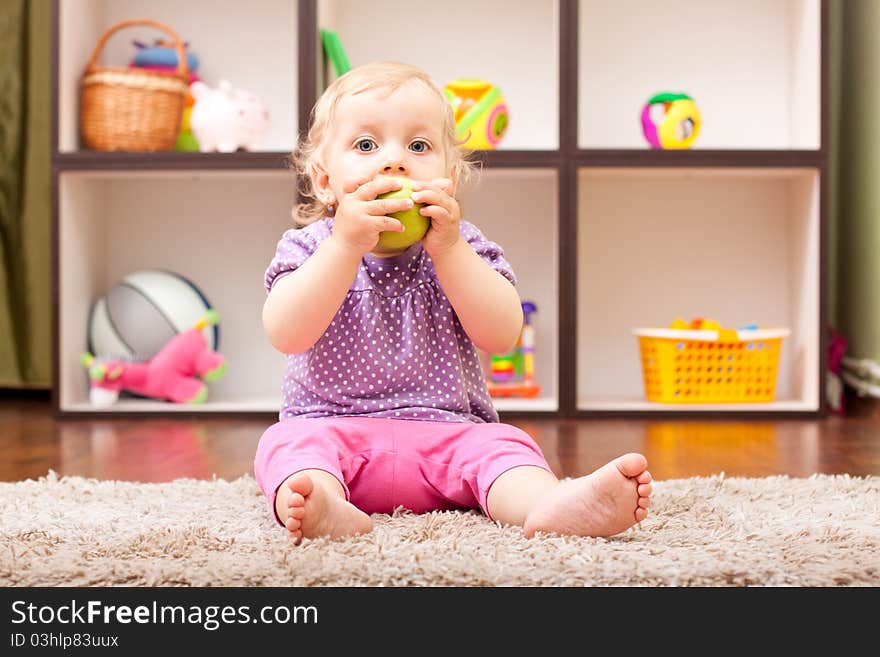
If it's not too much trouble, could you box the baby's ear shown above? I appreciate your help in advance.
[309,160,334,205]
[449,164,460,196]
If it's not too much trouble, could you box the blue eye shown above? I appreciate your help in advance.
[356,139,376,152]
[409,140,429,153]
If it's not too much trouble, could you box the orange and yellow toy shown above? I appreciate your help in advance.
[444,79,509,150]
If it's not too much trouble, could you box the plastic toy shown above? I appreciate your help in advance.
[175,106,201,152]
[671,316,721,330]
[190,80,270,152]
[88,269,218,363]
[634,317,790,403]
[641,92,701,149]
[81,311,226,407]
[484,301,540,398]
[444,79,509,150]
[321,29,351,78]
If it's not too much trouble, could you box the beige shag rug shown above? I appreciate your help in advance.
[1,472,878,587]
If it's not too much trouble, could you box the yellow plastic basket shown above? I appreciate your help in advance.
[633,327,790,403]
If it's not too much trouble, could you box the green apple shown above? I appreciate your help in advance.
[375,178,428,251]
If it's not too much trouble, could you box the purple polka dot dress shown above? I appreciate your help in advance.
[264,217,516,424]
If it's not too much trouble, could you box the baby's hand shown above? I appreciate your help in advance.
[331,176,410,255]
[411,178,461,258]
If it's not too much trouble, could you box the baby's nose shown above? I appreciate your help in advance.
[382,162,408,174]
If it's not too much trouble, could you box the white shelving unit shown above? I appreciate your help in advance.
[578,0,820,150]
[52,0,826,417]
[573,0,825,416]
[576,168,820,412]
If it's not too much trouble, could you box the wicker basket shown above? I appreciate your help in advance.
[80,19,189,151]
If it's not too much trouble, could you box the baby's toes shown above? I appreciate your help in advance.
[289,506,306,520]
[287,492,305,508]
[638,482,653,497]
[637,470,652,485]
[635,508,648,522]
[638,496,651,509]
[285,516,301,532]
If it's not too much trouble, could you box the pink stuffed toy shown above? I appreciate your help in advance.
[81,310,226,407]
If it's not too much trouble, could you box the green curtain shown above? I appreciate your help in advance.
[833,0,880,395]
[0,0,51,389]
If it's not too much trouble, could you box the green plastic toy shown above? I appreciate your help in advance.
[321,29,351,78]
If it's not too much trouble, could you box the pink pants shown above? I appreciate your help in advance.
[254,416,552,525]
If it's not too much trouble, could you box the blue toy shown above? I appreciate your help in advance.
[131,39,199,70]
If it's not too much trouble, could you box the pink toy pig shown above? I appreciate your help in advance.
[189,80,270,152]
[82,311,226,407]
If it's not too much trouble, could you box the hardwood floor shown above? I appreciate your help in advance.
[2,395,879,483]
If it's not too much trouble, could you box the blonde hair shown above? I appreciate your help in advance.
[290,61,478,226]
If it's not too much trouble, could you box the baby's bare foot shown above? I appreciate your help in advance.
[523,453,652,538]
[278,472,373,544]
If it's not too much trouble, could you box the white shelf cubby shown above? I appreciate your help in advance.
[318,0,559,151]
[578,0,821,150]
[57,0,299,153]
[576,167,821,412]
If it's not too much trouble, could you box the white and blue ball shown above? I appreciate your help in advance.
[87,269,218,362]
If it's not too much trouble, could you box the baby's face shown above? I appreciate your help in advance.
[318,81,450,201]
